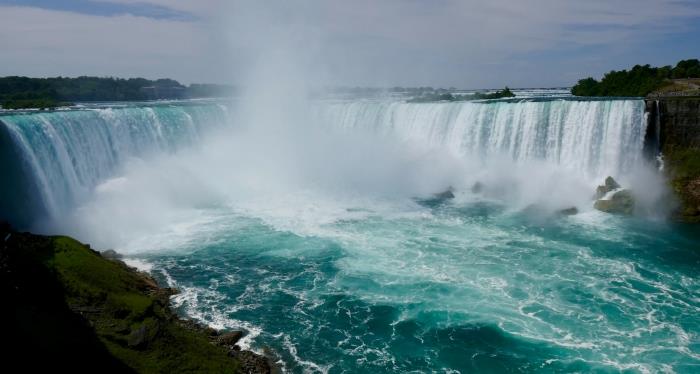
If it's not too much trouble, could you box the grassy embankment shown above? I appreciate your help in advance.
[1,223,268,373]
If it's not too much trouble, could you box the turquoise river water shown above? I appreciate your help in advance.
[1,95,698,373]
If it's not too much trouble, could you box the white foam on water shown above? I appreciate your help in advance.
[122,258,154,273]
[281,335,333,374]
[162,267,264,353]
[4,95,690,372]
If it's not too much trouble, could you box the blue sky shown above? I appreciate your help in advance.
[0,0,194,20]
[0,0,698,88]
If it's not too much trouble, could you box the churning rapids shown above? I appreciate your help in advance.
[1,94,699,373]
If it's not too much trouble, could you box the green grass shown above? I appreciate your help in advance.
[4,230,241,373]
[104,324,239,373]
[50,236,240,372]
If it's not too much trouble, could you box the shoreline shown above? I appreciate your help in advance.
[1,222,274,373]
[122,257,267,357]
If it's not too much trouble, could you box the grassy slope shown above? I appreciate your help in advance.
[1,224,241,373]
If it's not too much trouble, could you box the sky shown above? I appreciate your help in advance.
[0,0,699,88]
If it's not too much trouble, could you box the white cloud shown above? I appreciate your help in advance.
[1,1,698,87]
[0,5,233,83]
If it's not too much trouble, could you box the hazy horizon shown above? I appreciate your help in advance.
[1,0,699,88]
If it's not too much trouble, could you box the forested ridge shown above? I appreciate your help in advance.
[0,76,236,109]
[571,59,700,97]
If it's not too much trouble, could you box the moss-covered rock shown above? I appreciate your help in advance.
[0,223,270,373]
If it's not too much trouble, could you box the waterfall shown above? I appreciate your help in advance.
[316,99,647,181]
[654,100,665,171]
[0,103,230,226]
[1,98,648,228]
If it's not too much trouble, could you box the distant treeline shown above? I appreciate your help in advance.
[327,86,458,95]
[407,87,515,102]
[571,59,700,97]
[0,76,237,109]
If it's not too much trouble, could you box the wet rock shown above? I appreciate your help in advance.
[594,186,607,199]
[231,350,271,374]
[471,182,483,194]
[138,274,159,290]
[595,176,621,199]
[605,176,621,190]
[434,187,455,199]
[204,326,219,337]
[179,319,217,336]
[594,189,635,215]
[217,330,244,346]
[557,207,579,216]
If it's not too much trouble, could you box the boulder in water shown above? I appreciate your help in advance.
[557,207,579,216]
[434,187,455,199]
[595,176,621,199]
[471,182,483,194]
[217,330,244,347]
[594,189,634,215]
[605,176,621,190]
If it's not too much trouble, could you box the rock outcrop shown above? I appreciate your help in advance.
[593,177,635,215]
[595,176,621,199]
[217,330,245,347]
[681,176,700,217]
[594,189,635,215]
[557,207,579,216]
[645,98,700,222]
[434,187,455,199]
[0,222,271,373]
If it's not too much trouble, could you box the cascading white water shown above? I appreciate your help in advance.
[315,99,647,181]
[0,98,648,230]
[0,103,230,221]
[4,97,690,374]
